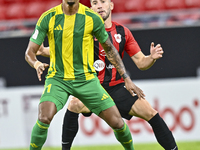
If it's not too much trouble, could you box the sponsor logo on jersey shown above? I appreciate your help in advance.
[106,64,115,69]
[54,24,63,30]
[93,60,105,71]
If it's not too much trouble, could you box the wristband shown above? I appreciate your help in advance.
[34,60,43,70]
[122,73,129,80]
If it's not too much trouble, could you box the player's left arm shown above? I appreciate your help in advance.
[131,42,163,70]
[125,28,163,70]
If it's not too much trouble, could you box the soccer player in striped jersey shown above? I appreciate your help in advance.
[37,1,178,150]
[25,0,145,150]
[59,0,178,150]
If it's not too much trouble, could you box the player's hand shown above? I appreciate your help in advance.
[124,77,145,99]
[34,61,49,81]
[150,42,164,60]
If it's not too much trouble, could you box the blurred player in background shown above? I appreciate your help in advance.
[37,0,178,150]
[25,0,146,150]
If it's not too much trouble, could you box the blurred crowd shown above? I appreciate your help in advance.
[1,0,200,37]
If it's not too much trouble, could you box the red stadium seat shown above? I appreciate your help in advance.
[3,0,23,4]
[165,0,186,10]
[124,0,145,12]
[144,0,166,11]
[45,1,61,11]
[0,0,4,4]
[0,5,6,20]
[6,3,26,20]
[184,0,200,8]
[112,0,126,13]
[80,0,91,7]
[30,0,46,1]
[25,2,46,19]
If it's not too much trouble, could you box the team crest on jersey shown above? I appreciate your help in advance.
[114,34,122,43]
[93,60,105,71]
[100,49,106,56]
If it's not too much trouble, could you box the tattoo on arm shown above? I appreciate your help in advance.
[101,38,129,78]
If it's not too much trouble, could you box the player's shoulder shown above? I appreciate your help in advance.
[112,21,130,31]
[82,3,95,14]
[43,4,61,17]
[42,4,62,18]
[37,4,61,26]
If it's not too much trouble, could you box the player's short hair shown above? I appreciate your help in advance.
[90,0,111,3]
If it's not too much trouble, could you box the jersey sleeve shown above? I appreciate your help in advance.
[30,13,49,45]
[124,27,141,57]
[92,14,108,44]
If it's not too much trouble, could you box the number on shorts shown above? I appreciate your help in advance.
[46,84,52,93]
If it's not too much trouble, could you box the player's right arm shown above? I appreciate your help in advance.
[25,12,50,81]
[101,37,145,99]
[25,41,49,81]
[25,41,41,68]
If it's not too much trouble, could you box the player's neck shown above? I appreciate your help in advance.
[62,2,79,15]
[104,16,112,29]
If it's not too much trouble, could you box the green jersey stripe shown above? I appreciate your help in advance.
[73,14,85,79]
[54,14,65,78]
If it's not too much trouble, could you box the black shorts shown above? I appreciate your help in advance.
[82,83,138,120]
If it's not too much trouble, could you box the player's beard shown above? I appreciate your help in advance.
[102,8,111,21]
[67,2,75,6]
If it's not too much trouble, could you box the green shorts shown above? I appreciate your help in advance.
[40,76,115,115]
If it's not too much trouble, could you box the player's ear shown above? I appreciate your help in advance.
[110,1,114,11]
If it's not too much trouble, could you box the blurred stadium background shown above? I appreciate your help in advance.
[0,0,200,149]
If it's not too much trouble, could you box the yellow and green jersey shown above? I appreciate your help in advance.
[30,3,108,80]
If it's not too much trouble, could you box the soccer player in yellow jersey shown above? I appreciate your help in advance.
[37,1,178,150]
[25,0,145,150]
